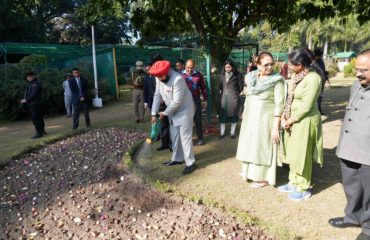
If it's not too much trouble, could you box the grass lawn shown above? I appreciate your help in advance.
[0,99,150,166]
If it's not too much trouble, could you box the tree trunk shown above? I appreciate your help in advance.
[288,33,293,53]
[308,35,313,49]
[323,36,328,59]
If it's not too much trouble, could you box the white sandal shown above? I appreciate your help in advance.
[250,182,269,189]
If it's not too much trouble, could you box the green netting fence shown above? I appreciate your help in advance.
[0,42,210,100]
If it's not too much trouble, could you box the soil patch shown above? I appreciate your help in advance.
[0,128,273,240]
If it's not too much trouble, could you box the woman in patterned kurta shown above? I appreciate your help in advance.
[236,52,285,187]
[218,60,244,138]
[278,48,324,201]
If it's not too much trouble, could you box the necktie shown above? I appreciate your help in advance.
[76,78,82,96]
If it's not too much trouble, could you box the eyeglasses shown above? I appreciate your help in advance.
[263,63,274,68]
[355,68,369,74]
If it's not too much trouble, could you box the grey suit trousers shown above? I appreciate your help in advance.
[341,159,370,235]
[170,119,195,167]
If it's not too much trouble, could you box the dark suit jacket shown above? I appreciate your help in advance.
[26,78,42,106]
[69,76,88,105]
[143,74,156,109]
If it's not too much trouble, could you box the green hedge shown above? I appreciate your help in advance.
[0,55,108,121]
[343,59,356,78]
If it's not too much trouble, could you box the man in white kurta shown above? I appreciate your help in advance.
[149,60,196,174]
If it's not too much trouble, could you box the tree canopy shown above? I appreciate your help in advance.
[2,0,370,59]
[129,0,353,64]
[0,0,133,44]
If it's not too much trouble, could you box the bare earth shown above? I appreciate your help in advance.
[0,128,273,240]
[0,81,359,239]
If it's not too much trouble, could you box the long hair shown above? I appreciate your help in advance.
[222,59,239,76]
[288,48,326,80]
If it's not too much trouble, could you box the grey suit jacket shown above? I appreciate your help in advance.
[151,69,195,127]
[336,80,370,165]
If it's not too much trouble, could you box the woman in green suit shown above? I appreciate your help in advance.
[278,48,324,201]
[236,52,285,188]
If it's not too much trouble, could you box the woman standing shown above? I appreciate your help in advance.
[236,52,285,188]
[218,60,244,138]
[278,48,324,201]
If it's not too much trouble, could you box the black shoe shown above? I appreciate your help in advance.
[182,164,196,175]
[31,133,43,139]
[156,145,169,151]
[162,161,184,166]
[357,233,370,240]
[219,134,225,139]
[42,130,47,135]
[196,139,205,145]
[230,134,236,139]
[328,217,360,228]
[136,120,140,123]
[152,137,160,142]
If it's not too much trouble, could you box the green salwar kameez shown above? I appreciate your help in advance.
[236,77,285,185]
[284,72,324,191]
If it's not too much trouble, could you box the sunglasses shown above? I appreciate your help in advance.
[263,63,274,67]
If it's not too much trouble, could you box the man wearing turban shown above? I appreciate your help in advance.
[150,60,196,174]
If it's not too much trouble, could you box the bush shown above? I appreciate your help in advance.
[0,55,109,121]
[327,63,339,78]
[343,59,356,78]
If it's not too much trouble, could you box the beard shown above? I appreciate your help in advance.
[160,75,170,83]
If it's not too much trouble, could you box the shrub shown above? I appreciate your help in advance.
[0,55,109,121]
[343,59,356,78]
[327,63,339,78]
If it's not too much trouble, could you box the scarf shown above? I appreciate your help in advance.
[225,72,233,82]
[246,70,284,94]
[283,68,309,119]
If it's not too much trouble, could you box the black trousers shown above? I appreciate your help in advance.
[30,104,45,134]
[72,101,91,130]
[193,97,204,140]
[341,159,370,235]
[159,116,171,148]
[158,103,171,148]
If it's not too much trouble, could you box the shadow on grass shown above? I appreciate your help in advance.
[274,147,342,195]
[321,86,350,124]
[311,147,342,195]
[134,133,238,184]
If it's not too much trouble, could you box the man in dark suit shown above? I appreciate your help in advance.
[69,67,91,130]
[21,71,46,139]
[143,63,156,113]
